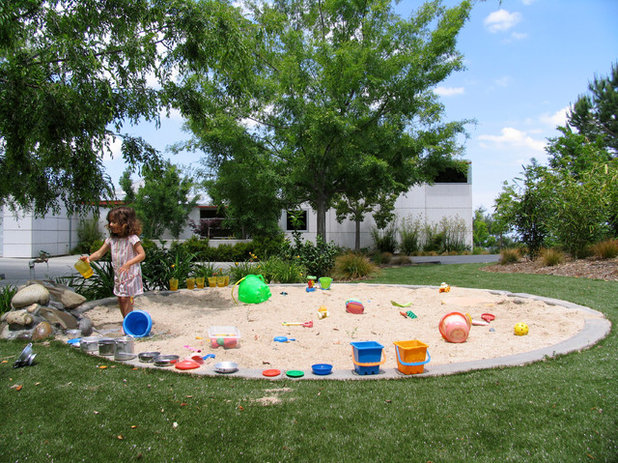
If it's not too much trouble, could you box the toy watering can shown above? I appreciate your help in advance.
[232,274,272,304]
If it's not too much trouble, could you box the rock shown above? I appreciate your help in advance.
[32,321,53,341]
[39,307,78,330]
[11,284,50,308]
[25,303,40,314]
[45,284,87,309]
[78,316,94,337]
[5,310,34,326]
[16,331,33,341]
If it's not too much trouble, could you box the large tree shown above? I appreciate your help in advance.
[0,0,251,216]
[182,0,471,241]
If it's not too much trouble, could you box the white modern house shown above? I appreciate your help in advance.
[1,171,472,257]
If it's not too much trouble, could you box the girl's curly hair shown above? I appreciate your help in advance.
[106,207,142,237]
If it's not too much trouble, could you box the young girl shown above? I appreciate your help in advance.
[82,206,146,318]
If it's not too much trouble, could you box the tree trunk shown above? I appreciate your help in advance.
[355,219,361,251]
[316,199,327,242]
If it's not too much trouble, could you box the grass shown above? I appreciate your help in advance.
[1,264,616,462]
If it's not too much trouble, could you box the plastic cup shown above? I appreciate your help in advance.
[208,277,217,287]
[169,278,179,291]
[196,277,205,289]
[74,259,93,278]
[216,275,229,287]
[186,277,195,290]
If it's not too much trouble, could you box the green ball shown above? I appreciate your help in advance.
[217,337,225,346]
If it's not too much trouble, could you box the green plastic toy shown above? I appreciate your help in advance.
[235,274,272,304]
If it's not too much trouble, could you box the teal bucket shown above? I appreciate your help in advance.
[350,341,385,375]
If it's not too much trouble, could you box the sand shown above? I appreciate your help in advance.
[83,283,602,372]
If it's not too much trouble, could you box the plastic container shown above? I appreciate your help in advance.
[318,277,332,290]
[237,274,271,304]
[74,259,93,278]
[439,312,471,343]
[122,310,152,338]
[208,326,241,349]
[350,341,385,375]
[311,363,333,375]
[393,340,430,375]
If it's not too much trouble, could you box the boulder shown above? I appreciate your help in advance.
[78,316,94,337]
[32,321,53,341]
[45,285,87,309]
[25,303,40,314]
[39,307,78,330]
[11,284,50,308]
[5,310,34,326]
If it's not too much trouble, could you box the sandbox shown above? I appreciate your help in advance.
[76,283,610,379]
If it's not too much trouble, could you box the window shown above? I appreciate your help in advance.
[286,210,307,231]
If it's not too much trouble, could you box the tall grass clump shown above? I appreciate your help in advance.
[398,215,422,255]
[591,239,618,259]
[0,285,17,315]
[371,224,398,253]
[499,248,521,265]
[259,256,306,283]
[332,252,378,280]
[540,248,565,267]
[71,218,103,254]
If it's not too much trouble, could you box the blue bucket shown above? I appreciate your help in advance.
[123,310,152,338]
[350,341,385,375]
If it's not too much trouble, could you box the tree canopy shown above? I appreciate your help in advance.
[0,0,250,216]
[182,0,472,240]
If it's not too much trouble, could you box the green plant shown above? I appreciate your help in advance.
[280,234,339,278]
[229,258,259,283]
[371,225,397,253]
[140,242,195,290]
[591,239,618,259]
[0,285,18,315]
[332,252,378,280]
[60,260,115,301]
[251,233,288,259]
[499,248,521,265]
[439,215,469,253]
[71,218,103,254]
[259,256,306,283]
[193,262,216,279]
[398,216,422,255]
[540,248,566,267]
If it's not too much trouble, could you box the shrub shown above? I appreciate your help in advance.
[280,234,340,278]
[60,260,115,300]
[0,285,17,315]
[499,248,520,265]
[591,239,618,259]
[371,225,398,253]
[252,233,288,259]
[440,216,469,253]
[399,216,422,255]
[390,255,411,266]
[259,256,306,283]
[332,253,378,280]
[540,248,565,267]
[71,218,103,254]
[371,251,392,265]
[179,236,210,258]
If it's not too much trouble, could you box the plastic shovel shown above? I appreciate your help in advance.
[282,321,313,328]
[274,336,296,343]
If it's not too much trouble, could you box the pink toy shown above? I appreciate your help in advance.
[439,312,471,343]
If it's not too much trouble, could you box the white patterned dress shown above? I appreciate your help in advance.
[105,235,144,298]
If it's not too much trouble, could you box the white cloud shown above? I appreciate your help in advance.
[539,106,569,128]
[103,135,123,161]
[434,86,465,97]
[494,76,511,87]
[484,9,522,33]
[478,127,546,153]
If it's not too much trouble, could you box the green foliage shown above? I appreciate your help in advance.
[123,163,198,240]
[183,0,472,241]
[499,248,521,265]
[0,285,17,315]
[257,256,306,284]
[540,248,565,267]
[193,262,216,279]
[591,239,618,259]
[178,236,210,259]
[61,261,115,301]
[438,215,469,253]
[371,225,398,254]
[139,242,195,291]
[281,234,340,278]
[251,233,288,260]
[332,253,378,280]
[398,216,423,255]
[72,218,103,255]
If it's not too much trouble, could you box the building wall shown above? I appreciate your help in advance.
[1,205,83,258]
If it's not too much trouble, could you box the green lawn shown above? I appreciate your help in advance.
[1,264,616,462]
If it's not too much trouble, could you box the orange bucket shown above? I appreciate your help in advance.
[439,312,471,343]
[393,340,430,375]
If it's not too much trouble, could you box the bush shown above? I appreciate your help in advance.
[251,233,288,259]
[259,256,306,283]
[499,248,521,265]
[280,233,340,278]
[178,236,210,258]
[540,248,565,267]
[60,260,115,300]
[332,253,377,280]
[591,239,618,259]
[390,255,411,266]
[399,216,422,255]
[371,225,398,253]
[71,218,103,254]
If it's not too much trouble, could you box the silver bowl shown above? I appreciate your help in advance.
[138,351,160,363]
[214,361,238,374]
[153,355,179,367]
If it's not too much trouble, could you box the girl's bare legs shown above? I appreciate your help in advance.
[119,296,134,318]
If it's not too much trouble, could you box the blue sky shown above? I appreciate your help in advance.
[103,0,618,212]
